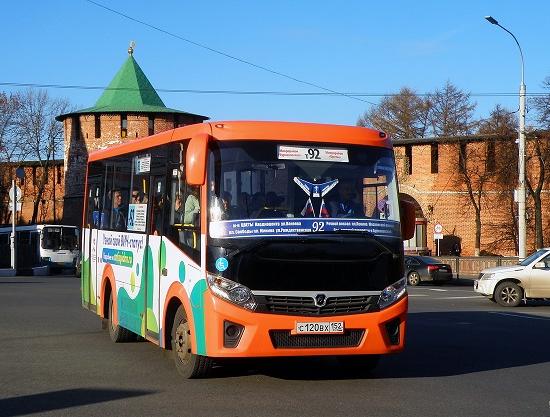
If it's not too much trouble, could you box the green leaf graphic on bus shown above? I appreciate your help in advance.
[102,248,133,267]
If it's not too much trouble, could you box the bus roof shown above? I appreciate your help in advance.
[88,121,392,162]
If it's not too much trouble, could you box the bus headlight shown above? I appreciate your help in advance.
[378,278,407,310]
[207,273,257,310]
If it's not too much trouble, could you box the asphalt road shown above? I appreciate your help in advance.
[1,276,550,417]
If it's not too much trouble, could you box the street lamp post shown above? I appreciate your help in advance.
[485,15,527,259]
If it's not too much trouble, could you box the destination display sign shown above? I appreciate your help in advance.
[209,218,400,239]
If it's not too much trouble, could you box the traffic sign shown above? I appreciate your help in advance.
[9,202,22,212]
[434,223,443,234]
[9,186,22,203]
[434,233,443,240]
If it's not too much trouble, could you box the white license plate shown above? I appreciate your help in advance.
[295,321,344,334]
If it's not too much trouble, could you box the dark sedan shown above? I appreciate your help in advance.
[404,255,453,286]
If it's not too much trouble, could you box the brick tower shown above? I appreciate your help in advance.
[57,46,208,226]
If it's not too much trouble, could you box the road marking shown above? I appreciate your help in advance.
[427,288,447,292]
[436,296,486,299]
[489,312,550,321]
[408,294,429,297]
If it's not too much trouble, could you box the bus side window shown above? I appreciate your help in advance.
[166,142,201,265]
[101,165,114,230]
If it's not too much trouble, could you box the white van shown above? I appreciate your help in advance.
[0,224,80,274]
[474,248,550,306]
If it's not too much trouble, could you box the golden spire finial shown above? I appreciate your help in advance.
[128,40,136,55]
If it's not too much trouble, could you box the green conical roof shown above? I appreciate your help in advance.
[90,55,166,111]
[57,53,207,120]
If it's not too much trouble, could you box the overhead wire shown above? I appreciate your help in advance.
[84,0,378,106]
[1,81,548,98]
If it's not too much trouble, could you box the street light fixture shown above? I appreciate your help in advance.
[485,15,527,259]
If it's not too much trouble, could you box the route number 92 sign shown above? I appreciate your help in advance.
[278,145,349,163]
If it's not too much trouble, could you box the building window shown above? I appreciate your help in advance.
[94,115,101,138]
[121,114,127,138]
[148,116,155,136]
[32,167,37,186]
[405,145,412,175]
[73,116,80,140]
[57,165,62,184]
[430,143,439,174]
[486,140,496,172]
[458,143,467,173]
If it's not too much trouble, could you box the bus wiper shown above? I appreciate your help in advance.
[224,240,270,260]
[297,229,395,255]
[224,236,331,260]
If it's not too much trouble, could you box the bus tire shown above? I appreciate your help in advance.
[108,291,135,343]
[171,305,213,378]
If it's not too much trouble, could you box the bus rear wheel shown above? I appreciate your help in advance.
[171,305,213,378]
[108,291,135,343]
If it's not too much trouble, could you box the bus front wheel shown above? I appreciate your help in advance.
[171,305,213,378]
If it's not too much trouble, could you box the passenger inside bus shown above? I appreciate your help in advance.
[110,189,127,231]
[220,191,234,220]
[151,195,165,235]
[183,187,200,225]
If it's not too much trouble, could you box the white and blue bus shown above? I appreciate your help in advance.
[0,224,80,274]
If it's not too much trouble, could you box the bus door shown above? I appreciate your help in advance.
[86,178,103,311]
[144,174,165,340]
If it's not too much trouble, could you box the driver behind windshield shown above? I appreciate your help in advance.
[328,179,364,218]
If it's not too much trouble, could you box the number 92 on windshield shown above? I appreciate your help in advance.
[293,321,344,334]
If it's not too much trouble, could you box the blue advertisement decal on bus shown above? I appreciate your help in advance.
[102,248,134,267]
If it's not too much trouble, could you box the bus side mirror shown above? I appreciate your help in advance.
[186,133,210,185]
[400,199,415,241]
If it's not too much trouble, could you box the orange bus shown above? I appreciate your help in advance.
[80,121,415,378]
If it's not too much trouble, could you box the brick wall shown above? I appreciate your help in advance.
[395,139,549,256]
[0,162,65,226]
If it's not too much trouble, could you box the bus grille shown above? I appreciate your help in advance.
[257,295,379,316]
[269,330,365,349]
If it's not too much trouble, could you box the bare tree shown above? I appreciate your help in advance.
[435,83,479,253]
[0,92,28,163]
[478,105,519,254]
[524,132,550,249]
[357,87,431,140]
[13,89,70,223]
[0,92,24,223]
[529,78,550,249]
[429,81,477,136]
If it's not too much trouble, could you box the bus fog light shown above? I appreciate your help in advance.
[223,320,244,348]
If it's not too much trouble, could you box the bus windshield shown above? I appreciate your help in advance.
[42,227,79,251]
[207,141,400,240]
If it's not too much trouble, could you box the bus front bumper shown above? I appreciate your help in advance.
[202,294,407,358]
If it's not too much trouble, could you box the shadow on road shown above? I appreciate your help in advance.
[0,388,155,417]
[209,310,550,380]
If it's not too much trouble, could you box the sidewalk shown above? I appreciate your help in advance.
[449,274,477,286]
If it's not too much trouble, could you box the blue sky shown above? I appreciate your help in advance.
[1,0,549,127]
